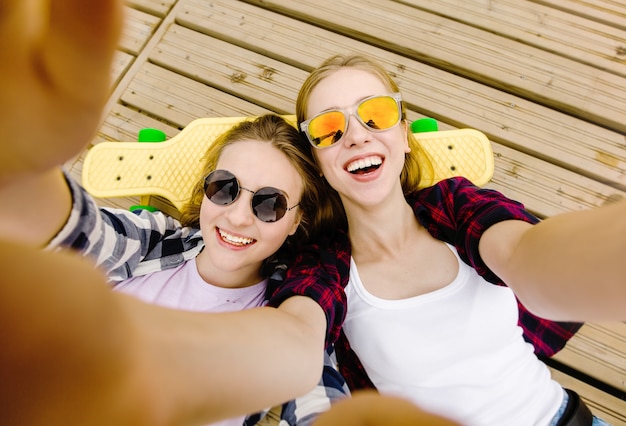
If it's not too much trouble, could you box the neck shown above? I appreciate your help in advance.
[343,188,420,262]
[194,251,264,289]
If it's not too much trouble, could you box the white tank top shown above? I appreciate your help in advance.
[343,245,563,426]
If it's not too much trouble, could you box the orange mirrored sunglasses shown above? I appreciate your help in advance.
[300,93,403,148]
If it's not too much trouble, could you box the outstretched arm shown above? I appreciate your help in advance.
[479,199,626,321]
[0,240,325,425]
[0,3,328,423]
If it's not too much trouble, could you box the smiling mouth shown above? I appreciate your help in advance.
[347,155,383,174]
[218,228,255,246]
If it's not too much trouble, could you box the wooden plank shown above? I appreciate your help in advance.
[110,51,134,89]
[97,103,180,144]
[149,24,309,114]
[394,0,626,78]
[486,143,625,218]
[103,0,187,120]
[126,0,177,17]
[176,0,626,207]
[119,6,162,55]
[553,323,626,394]
[530,0,626,32]
[120,62,274,128]
[241,0,626,134]
[550,368,626,424]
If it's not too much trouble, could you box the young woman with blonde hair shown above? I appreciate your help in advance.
[293,53,622,425]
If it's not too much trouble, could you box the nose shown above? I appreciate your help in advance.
[342,113,370,147]
[224,192,255,227]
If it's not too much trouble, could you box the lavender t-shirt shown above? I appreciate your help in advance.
[113,257,267,312]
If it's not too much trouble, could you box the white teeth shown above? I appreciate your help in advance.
[347,156,382,172]
[218,228,254,246]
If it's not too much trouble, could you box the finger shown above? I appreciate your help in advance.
[0,0,43,67]
[42,0,124,105]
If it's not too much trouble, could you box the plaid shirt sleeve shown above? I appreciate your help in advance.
[47,171,203,282]
[260,233,351,425]
[265,231,350,349]
[410,177,582,357]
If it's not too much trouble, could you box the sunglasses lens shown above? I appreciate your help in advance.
[357,96,400,130]
[204,170,294,223]
[307,111,346,148]
[252,187,288,222]
[204,170,239,205]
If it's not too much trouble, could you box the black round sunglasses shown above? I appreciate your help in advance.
[203,169,299,223]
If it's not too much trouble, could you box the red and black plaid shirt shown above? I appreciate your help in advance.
[268,177,582,390]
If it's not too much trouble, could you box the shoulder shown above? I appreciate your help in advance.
[267,230,350,346]
[409,177,538,227]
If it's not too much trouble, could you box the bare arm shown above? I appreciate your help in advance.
[0,1,329,423]
[0,239,325,425]
[479,199,626,321]
[0,168,72,246]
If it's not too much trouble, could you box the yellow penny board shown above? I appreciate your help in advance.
[82,116,494,211]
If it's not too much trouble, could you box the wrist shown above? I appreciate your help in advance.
[0,168,72,247]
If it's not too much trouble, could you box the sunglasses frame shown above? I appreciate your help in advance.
[300,92,403,149]
[203,169,299,223]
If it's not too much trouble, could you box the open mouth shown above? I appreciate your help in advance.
[217,228,255,246]
[347,155,383,174]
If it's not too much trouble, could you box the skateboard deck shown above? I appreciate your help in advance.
[82,116,494,211]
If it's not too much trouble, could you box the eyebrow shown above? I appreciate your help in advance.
[316,94,380,113]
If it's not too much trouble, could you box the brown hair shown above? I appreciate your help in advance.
[296,54,431,212]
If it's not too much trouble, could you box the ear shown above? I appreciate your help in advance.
[402,120,410,154]
[288,210,303,236]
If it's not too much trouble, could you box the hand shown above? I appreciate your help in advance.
[313,391,461,426]
[0,0,122,185]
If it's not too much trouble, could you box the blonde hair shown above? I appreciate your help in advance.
[296,54,431,199]
[179,114,334,247]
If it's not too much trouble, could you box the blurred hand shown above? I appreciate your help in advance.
[0,0,123,185]
[313,391,461,426]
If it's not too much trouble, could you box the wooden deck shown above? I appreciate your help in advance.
[66,0,626,423]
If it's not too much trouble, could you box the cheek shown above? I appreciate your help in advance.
[261,223,294,252]
[199,198,209,217]
[314,150,336,177]
[383,127,409,157]
[198,198,217,225]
